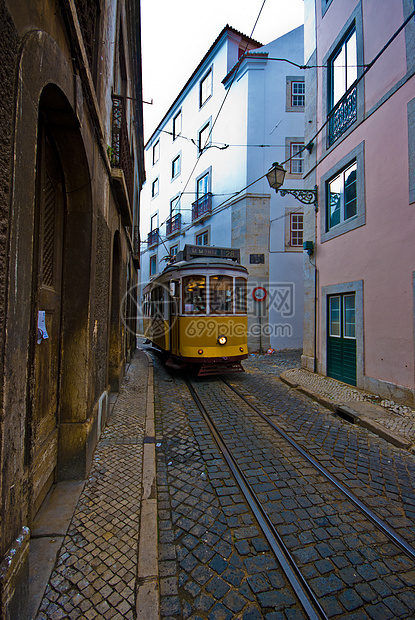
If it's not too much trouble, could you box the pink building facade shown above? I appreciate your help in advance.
[302,0,415,405]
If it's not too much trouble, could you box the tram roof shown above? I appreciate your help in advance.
[162,255,248,275]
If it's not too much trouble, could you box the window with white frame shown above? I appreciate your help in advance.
[196,231,209,246]
[327,161,357,230]
[290,143,304,174]
[170,244,179,258]
[291,81,305,107]
[173,110,182,140]
[170,195,180,215]
[151,178,159,198]
[152,141,160,165]
[286,77,305,112]
[290,213,304,247]
[197,172,209,199]
[200,69,212,107]
[151,213,158,231]
[172,154,181,179]
[150,254,157,276]
[198,122,211,154]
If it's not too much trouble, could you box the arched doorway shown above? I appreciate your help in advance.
[27,83,93,517]
[29,117,65,517]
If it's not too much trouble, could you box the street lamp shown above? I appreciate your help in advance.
[266,162,318,210]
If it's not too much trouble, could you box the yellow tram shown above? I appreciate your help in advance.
[142,245,248,375]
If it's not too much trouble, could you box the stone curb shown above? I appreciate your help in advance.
[336,404,413,450]
[280,371,414,452]
[136,351,159,619]
[280,371,337,411]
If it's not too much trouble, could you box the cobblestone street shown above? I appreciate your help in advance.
[31,348,415,619]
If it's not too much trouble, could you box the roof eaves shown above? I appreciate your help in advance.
[145,25,263,147]
[222,51,269,85]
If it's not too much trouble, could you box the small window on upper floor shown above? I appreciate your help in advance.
[151,178,159,198]
[196,231,209,246]
[327,27,357,146]
[290,143,304,175]
[320,141,365,242]
[327,161,357,230]
[150,254,157,276]
[170,195,180,215]
[173,111,182,140]
[292,82,305,107]
[290,213,304,247]
[152,141,160,165]
[286,77,305,112]
[172,155,181,179]
[200,69,213,108]
[329,28,357,111]
[198,122,211,154]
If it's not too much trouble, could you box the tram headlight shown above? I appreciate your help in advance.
[217,335,227,346]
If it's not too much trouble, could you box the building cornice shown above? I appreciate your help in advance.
[144,25,263,148]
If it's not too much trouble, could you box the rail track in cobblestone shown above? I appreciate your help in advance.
[185,374,415,619]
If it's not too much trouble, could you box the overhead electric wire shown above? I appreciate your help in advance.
[177,0,269,203]
[144,9,415,249]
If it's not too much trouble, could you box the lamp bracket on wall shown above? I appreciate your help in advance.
[279,186,318,209]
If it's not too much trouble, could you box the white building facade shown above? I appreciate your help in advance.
[140,25,306,351]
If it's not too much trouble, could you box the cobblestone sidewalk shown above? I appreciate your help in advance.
[35,352,148,620]
[281,367,415,448]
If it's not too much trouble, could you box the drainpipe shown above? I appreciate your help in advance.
[314,265,318,374]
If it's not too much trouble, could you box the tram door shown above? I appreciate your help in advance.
[30,129,64,517]
[169,280,180,355]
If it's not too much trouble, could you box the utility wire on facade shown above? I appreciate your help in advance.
[144,9,415,250]
[176,0,269,203]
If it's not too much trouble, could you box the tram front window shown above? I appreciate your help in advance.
[183,276,206,313]
[210,275,233,314]
[235,277,247,313]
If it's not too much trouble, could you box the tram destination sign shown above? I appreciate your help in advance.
[183,245,240,262]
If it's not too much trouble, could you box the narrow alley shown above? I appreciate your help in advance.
[32,347,415,619]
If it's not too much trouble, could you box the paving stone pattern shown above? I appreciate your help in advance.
[36,353,147,620]
[192,378,415,619]
[239,356,415,531]
[153,357,307,619]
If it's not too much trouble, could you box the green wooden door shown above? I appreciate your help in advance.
[327,294,356,386]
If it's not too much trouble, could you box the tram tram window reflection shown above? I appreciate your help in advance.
[210,275,233,314]
[235,278,247,313]
[183,276,206,313]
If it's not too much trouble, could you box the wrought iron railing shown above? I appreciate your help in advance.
[327,85,357,147]
[166,213,181,236]
[192,192,212,221]
[111,95,134,206]
[148,229,159,247]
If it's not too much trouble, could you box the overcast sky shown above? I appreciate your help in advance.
[140,0,305,141]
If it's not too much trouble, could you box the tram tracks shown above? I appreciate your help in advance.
[185,375,415,620]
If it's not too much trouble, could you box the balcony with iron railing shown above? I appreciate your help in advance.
[166,213,181,236]
[327,85,357,147]
[148,229,159,248]
[192,192,212,221]
[111,94,134,226]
